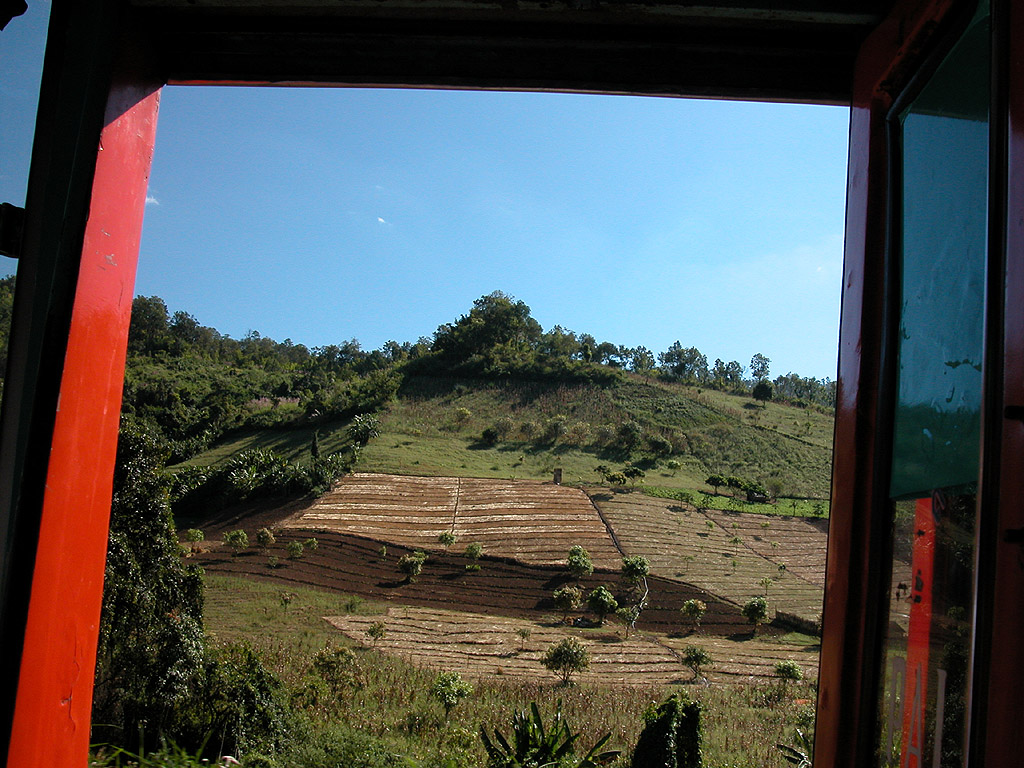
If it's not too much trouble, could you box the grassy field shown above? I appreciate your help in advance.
[180,374,835,503]
[203,574,818,768]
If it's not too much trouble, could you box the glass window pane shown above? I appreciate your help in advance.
[878,3,989,766]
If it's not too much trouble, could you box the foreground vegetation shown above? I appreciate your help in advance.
[91,575,816,768]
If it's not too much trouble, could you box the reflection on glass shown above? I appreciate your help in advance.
[877,2,988,766]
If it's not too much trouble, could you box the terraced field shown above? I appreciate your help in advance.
[590,489,827,625]
[281,473,622,569]
[326,605,818,685]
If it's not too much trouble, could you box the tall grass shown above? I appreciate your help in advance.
[201,574,816,768]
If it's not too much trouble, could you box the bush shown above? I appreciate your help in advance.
[680,599,707,632]
[438,530,456,548]
[621,555,650,586]
[480,700,618,768]
[682,645,712,680]
[742,596,769,634]
[465,542,483,560]
[631,693,702,768]
[287,541,305,560]
[256,527,275,550]
[774,659,803,682]
[304,537,319,552]
[348,413,381,445]
[542,638,590,684]
[553,585,584,620]
[587,586,618,626]
[365,621,387,646]
[224,529,249,554]
[399,551,427,582]
[431,671,473,718]
[567,545,593,580]
[312,645,362,694]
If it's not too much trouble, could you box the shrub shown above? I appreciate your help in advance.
[480,700,618,768]
[648,434,673,455]
[567,545,593,580]
[223,529,249,555]
[774,659,803,682]
[541,638,591,685]
[631,693,702,768]
[617,420,643,450]
[399,551,427,582]
[438,530,456,549]
[742,596,769,634]
[621,555,650,587]
[312,645,362,694]
[587,586,618,626]
[431,671,473,718]
[665,459,681,475]
[493,416,516,440]
[304,537,319,552]
[255,527,275,550]
[185,528,205,553]
[553,585,584,621]
[347,413,381,445]
[465,542,483,560]
[286,541,304,560]
[680,599,707,632]
[682,645,712,680]
[516,627,532,650]
[365,621,387,647]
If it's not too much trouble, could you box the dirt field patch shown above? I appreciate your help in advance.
[281,473,621,568]
[326,605,818,686]
[590,490,826,626]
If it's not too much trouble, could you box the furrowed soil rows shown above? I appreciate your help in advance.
[281,473,621,568]
[194,529,747,637]
[326,605,817,685]
[589,489,826,626]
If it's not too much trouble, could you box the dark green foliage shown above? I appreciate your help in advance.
[553,585,584,620]
[93,418,207,752]
[542,638,591,684]
[93,420,288,758]
[776,729,813,767]
[430,671,473,717]
[630,693,702,768]
[398,551,427,582]
[348,413,382,445]
[621,555,650,586]
[587,586,618,626]
[311,646,362,694]
[480,700,619,768]
[752,380,774,405]
[281,722,417,768]
[742,596,769,633]
[567,545,593,580]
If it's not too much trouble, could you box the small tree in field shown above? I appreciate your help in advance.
[305,537,319,552]
[616,604,641,639]
[399,551,427,583]
[431,671,473,718]
[774,659,803,684]
[438,530,456,549]
[680,599,707,633]
[682,645,712,680]
[256,527,275,551]
[587,586,618,626]
[553,585,583,622]
[465,542,483,561]
[515,627,532,651]
[348,413,381,445]
[287,541,305,560]
[752,381,773,407]
[567,545,593,580]
[223,529,248,555]
[185,528,205,553]
[621,555,650,589]
[365,621,386,647]
[743,596,769,635]
[542,637,590,685]
[759,576,774,596]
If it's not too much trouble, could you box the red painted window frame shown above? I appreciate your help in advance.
[3,1,1022,766]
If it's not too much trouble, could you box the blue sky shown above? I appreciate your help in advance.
[3,4,849,380]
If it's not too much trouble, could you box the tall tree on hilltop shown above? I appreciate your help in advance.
[659,342,709,383]
[750,353,771,382]
[432,291,542,361]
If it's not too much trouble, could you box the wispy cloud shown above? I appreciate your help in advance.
[145,195,160,206]
[377,216,389,225]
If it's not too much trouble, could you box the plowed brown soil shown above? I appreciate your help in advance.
[279,473,622,569]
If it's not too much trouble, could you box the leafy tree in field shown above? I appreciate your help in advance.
[616,604,642,639]
[553,585,584,621]
[617,420,643,450]
[431,671,473,718]
[680,599,707,633]
[658,342,709,383]
[630,346,657,374]
[399,551,428,582]
[742,596,769,635]
[432,291,543,368]
[542,638,591,684]
[621,555,650,588]
[759,576,774,596]
[224,528,249,555]
[365,621,387,647]
[666,459,681,475]
[256,527,275,550]
[465,542,483,561]
[516,627,532,651]
[567,545,593,580]
[587,586,618,626]
[706,474,727,494]
[287,541,305,559]
[622,465,646,486]
[750,353,771,382]
[312,646,362,694]
[305,537,319,552]
[682,645,713,681]
[438,530,456,549]
[774,659,803,683]
[753,380,773,406]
